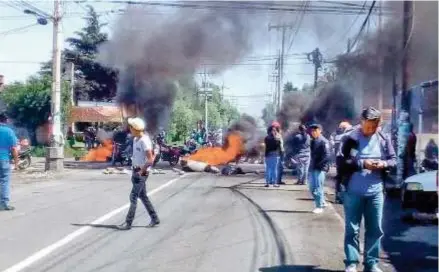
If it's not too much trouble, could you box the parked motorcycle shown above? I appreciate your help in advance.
[111,137,132,166]
[153,143,181,166]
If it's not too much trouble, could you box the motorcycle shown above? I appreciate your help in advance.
[12,138,32,170]
[111,137,133,166]
[153,143,181,166]
[420,157,438,173]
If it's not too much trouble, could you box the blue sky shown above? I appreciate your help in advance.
[0,1,372,118]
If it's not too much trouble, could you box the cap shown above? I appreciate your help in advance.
[361,107,381,120]
[339,121,352,129]
[127,117,146,131]
[271,121,281,128]
[309,123,322,130]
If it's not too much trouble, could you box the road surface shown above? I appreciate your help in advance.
[0,163,437,272]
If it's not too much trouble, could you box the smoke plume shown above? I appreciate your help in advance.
[98,5,262,133]
[300,83,356,135]
[277,91,311,131]
[227,114,261,151]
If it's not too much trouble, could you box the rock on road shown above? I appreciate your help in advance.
[0,166,436,272]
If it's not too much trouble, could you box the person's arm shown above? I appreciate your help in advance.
[376,135,397,170]
[141,136,155,175]
[10,131,18,169]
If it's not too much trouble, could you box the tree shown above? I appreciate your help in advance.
[1,75,71,142]
[283,81,299,93]
[41,5,117,101]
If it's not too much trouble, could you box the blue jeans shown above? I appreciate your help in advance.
[0,160,11,207]
[277,153,284,183]
[265,154,280,185]
[343,191,384,268]
[296,155,310,184]
[308,170,325,208]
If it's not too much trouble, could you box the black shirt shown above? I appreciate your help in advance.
[264,135,282,157]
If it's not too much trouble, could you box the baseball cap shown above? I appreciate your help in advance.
[127,117,146,131]
[271,121,281,128]
[308,123,322,130]
[361,107,381,120]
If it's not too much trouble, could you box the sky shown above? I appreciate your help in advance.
[0,0,378,119]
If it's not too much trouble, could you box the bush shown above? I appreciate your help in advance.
[30,145,87,159]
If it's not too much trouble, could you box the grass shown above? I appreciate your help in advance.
[30,144,87,159]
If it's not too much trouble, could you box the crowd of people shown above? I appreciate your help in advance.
[263,107,398,272]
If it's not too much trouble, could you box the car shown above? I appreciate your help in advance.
[401,170,438,213]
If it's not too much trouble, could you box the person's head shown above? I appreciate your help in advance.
[309,124,322,139]
[360,107,382,137]
[298,124,306,133]
[127,117,146,137]
[339,121,352,131]
[0,112,8,123]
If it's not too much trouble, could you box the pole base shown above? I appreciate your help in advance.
[45,146,64,171]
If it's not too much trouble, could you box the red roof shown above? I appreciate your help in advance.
[70,106,123,123]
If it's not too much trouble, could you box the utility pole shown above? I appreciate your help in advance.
[198,66,211,137]
[307,48,323,96]
[66,62,75,132]
[269,23,292,112]
[377,0,383,111]
[45,0,64,171]
[347,38,352,53]
[396,0,413,185]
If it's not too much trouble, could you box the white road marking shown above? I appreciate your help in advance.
[3,175,187,272]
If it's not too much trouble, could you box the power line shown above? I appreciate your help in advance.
[286,0,309,54]
[349,0,377,51]
[323,0,367,54]
[0,23,39,36]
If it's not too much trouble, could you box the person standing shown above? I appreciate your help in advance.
[308,123,330,214]
[338,107,396,272]
[292,124,311,185]
[118,117,160,230]
[264,125,282,188]
[0,112,18,211]
[271,121,285,185]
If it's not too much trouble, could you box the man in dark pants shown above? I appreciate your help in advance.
[334,122,355,204]
[118,117,160,230]
[292,124,311,185]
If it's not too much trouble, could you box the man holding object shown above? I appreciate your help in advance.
[118,117,160,230]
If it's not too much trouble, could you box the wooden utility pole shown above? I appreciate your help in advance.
[378,0,383,111]
[307,48,323,96]
[269,23,293,112]
[396,0,413,184]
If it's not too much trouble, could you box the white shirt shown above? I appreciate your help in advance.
[132,134,153,167]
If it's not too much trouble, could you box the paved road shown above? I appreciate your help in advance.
[1,164,437,272]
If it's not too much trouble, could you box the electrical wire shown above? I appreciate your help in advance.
[323,0,367,54]
[349,0,377,51]
[0,23,39,36]
[286,0,309,54]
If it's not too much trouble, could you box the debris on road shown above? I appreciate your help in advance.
[103,167,130,175]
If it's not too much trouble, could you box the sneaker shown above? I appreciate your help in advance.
[312,208,324,214]
[273,184,280,188]
[117,222,132,230]
[364,265,383,272]
[0,205,15,211]
[147,219,160,228]
[264,184,269,188]
[345,264,357,272]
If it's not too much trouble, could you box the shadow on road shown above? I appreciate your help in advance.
[71,223,146,229]
[259,265,342,272]
[265,209,312,214]
[382,198,439,272]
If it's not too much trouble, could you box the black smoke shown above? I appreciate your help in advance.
[98,5,263,133]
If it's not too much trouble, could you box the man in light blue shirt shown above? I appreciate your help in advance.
[0,112,18,211]
[338,107,396,272]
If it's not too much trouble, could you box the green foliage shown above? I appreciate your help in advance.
[31,146,46,157]
[1,76,71,134]
[168,78,240,141]
[283,82,299,93]
[40,5,117,101]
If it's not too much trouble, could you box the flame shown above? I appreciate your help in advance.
[184,133,244,166]
[81,139,113,162]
